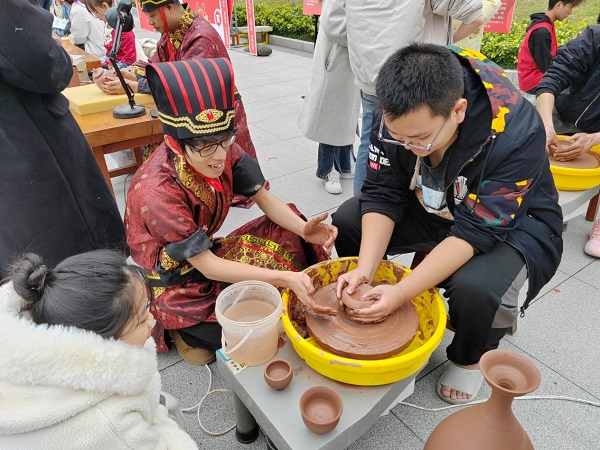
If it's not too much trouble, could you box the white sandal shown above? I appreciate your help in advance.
[436,363,484,405]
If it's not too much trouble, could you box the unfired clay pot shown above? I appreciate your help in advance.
[341,284,376,310]
[424,349,541,450]
[299,386,343,434]
[264,359,293,391]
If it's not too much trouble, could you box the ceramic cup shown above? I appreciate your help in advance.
[264,359,293,391]
[299,386,343,434]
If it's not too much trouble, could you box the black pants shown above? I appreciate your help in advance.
[178,322,222,352]
[332,196,527,365]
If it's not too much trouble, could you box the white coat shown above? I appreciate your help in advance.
[68,1,106,58]
[0,282,198,450]
[297,0,360,146]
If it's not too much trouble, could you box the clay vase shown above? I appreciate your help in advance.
[424,349,541,450]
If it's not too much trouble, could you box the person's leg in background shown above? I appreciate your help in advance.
[317,143,354,195]
[353,92,377,196]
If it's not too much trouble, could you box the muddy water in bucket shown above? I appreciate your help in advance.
[216,281,283,367]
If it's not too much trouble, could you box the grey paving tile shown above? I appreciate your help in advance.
[160,360,268,449]
[247,123,281,148]
[506,277,600,397]
[255,141,315,181]
[245,81,307,101]
[347,413,424,450]
[282,135,320,155]
[560,215,598,275]
[234,73,283,90]
[515,267,570,309]
[268,167,354,217]
[157,347,183,370]
[573,258,600,289]
[243,99,298,124]
[237,89,266,105]
[273,93,308,111]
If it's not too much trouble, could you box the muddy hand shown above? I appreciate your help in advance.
[288,272,336,316]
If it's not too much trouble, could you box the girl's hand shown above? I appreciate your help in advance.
[284,272,336,316]
[345,284,407,323]
[302,212,337,253]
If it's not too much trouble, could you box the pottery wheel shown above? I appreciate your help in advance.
[306,283,419,360]
[549,152,599,169]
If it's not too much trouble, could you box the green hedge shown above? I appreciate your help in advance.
[234,3,315,42]
[233,3,593,69]
[480,18,593,69]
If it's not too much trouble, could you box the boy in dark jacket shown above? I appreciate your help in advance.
[333,44,563,404]
[517,0,582,94]
[536,24,600,257]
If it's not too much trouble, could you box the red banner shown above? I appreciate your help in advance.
[135,1,230,46]
[245,0,257,56]
[302,0,322,16]
[483,0,516,34]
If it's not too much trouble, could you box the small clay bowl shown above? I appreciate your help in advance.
[264,359,293,390]
[341,284,376,310]
[299,386,343,434]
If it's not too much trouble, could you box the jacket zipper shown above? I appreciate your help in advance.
[574,90,600,128]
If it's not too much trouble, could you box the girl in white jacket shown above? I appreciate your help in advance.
[66,0,105,58]
[0,250,198,450]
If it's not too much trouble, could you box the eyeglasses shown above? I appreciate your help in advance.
[186,134,236,157]
[377,113,451,152]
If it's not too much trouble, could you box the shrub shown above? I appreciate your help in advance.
[234,2,315,41]
[480,18,593,69]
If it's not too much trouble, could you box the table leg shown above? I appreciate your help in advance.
[92,145,115,197]
[585,192,599,222]
[232,392,260,444]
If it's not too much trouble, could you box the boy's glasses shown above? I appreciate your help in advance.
[377,114,451,152]
[187,134,236,157]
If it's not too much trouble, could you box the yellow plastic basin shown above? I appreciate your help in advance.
[281,257,446,386]
[550,136,600,191]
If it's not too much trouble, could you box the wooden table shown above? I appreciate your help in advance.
[71,105,163,196]
[57,37,102,72]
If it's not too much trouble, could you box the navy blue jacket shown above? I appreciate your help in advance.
[536,24,600,133]
[360,47,563,310]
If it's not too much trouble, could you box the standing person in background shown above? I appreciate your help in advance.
[85,0,137,69]
[0,0,127,279]
[95,0,262,208]
[348,0,483,197]
[454,0,501,51]
[66,0,106,58]
[298,0,360,195]
[39,0,51,10]
[51,0,71,37]
[517,0,582,97]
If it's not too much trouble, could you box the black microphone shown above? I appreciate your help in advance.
[106,0,134,32]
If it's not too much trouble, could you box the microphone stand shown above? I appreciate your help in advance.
[110,13,145,119]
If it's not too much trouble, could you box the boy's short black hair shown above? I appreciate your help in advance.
[548,0,583,9]
[376,43,464,120]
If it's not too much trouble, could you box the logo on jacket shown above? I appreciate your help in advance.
[369,143,389,171]
[454,176,469,204]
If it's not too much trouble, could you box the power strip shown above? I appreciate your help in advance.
[216,349,247,374]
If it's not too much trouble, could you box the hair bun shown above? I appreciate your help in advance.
[11,253,49,303]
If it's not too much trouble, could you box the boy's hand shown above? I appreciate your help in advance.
[345,284,407,323]
[336,267,371,302]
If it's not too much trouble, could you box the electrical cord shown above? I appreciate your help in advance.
[399,394,600,412]
[180,364,236,436]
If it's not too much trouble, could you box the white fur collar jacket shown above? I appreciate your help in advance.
[0,282,198,450]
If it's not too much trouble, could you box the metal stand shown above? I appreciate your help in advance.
[110,13,145,119]
[232,393,260,444]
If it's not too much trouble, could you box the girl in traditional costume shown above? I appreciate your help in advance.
[125,58,337,364]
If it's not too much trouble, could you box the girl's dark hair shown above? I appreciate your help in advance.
[9,250,147,340]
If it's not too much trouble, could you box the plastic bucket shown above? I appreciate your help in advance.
[216,280,283,367]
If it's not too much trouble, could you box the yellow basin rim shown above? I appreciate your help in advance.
[281,257,447,386]
[550,137,600,191]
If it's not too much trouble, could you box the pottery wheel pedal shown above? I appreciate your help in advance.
[306,283,419,360]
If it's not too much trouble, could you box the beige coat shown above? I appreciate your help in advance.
[297,0,360,146]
